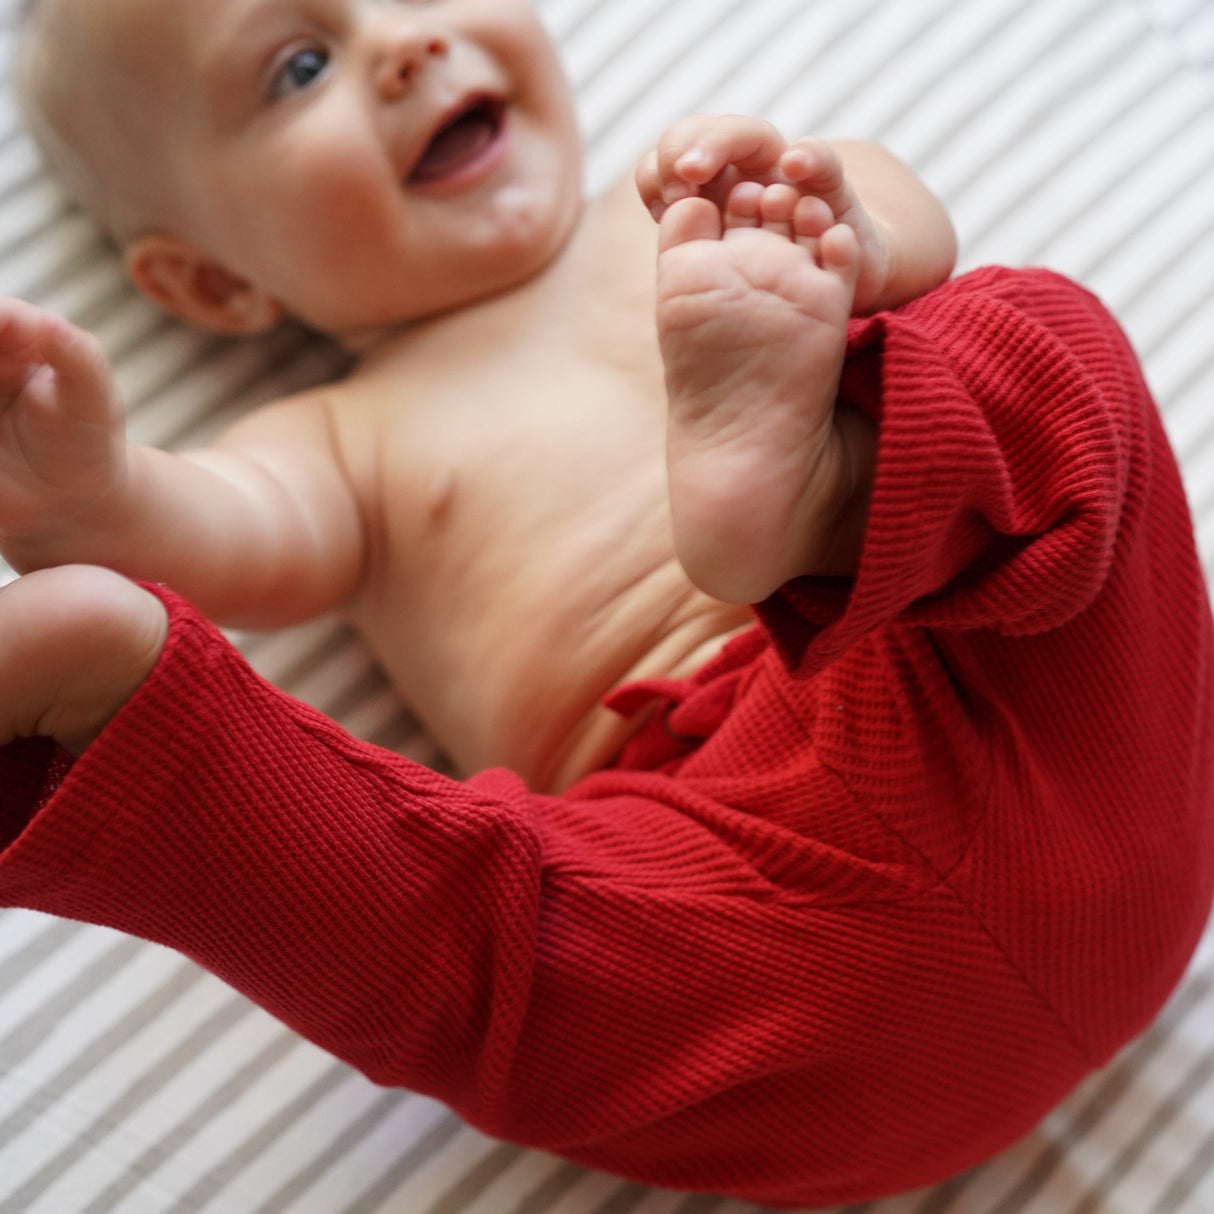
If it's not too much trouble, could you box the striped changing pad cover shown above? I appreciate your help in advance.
[2,0,1213,1211]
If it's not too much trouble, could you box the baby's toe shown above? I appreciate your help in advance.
[723,181,765,230]
[792,196,835,249]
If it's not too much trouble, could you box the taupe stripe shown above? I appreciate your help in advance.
[0,970,242,1213]
[906,0,1108,171]
[588,1181,656,1214]
[0,958,205,1146]
[958,28,1157,251]
[83,1022,303,1214]
[670,1195,726,1214]
[797,1,964,135]
[0,934,144,1065]
[171,1059,355,1212]
[909,1169,984,1214]
[421,1141,528,1214]
[248,1086,412,1214]
[1151,1120,1214,1213]
[1071,1043,1214,1214]
[581,0,780,144]
[328,1108,468,1214]
[507,1160,593,1213]
[0,915,82,993]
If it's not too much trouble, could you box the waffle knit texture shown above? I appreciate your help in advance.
[1,268,1212,1207]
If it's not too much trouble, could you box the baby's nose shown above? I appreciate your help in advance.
[375,26,449,100]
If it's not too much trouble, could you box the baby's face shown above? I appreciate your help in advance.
[94,0,584,340]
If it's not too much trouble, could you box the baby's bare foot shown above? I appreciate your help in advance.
[657,183,869,603]
[779,138,893,314]
[0,566,167,755]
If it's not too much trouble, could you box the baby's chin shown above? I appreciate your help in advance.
[330,205,585,349]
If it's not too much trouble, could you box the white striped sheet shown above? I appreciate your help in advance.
[87,1038,339,1209]
[993,72,1211,269]
[0,951,207,1189]
[1041,116,1214,312]
[342,1119,512,1214]
[1176,1157,1214,1214]
[229,613,354,687]
[914,6,1143,194]
[773,0,1000,141]
[245,1097,459,1214]
[170,1071,405,1213]
[537,0,606,44]
[710,0,888,128]
[0,134,39,195]
[0,953,215,1138]
[882,0,1110,171]
[1146,295,1214,431]
[624,1191,710,1214]
[579,0,845,194]
[769,0,1019,142]
[445,1149,584,1214]
[942,21,1174,257]
[0,908,66,965]
[0,0,1213,1212]
[0,987,262,1214]
[0,928,142,1044]
[527,1168,656,1214]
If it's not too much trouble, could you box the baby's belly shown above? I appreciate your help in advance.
[353,513,753,792]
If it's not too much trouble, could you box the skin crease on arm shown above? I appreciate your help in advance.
[117,400,367,629]
[2,391,368,631]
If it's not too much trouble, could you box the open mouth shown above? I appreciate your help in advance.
[408,96,506,185]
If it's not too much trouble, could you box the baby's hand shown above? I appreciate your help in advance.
[0,298,129,566]
[0,566,166,756]
[637,114,790,215]
[637,118,893,313]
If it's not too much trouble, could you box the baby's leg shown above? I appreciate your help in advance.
[0,566,167,754]
[657,183,871,604]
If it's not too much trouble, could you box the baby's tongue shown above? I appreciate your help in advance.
[411,109,496,183]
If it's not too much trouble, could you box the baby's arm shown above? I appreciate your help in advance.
[0,298,364,629]
[636,117,956,314]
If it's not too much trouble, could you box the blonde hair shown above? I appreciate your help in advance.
[13,0,178,245]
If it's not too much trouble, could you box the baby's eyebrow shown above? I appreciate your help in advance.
[195,0,297,77]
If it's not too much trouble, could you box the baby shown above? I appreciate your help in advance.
[1,0,1213,1208]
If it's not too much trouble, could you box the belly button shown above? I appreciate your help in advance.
[426,468,457,520]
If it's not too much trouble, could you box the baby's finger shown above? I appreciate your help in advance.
[667,115,786,187]
[29,313,121,428]
[0,299,55,400]
[635,148,670,220]
[779,138,852,217]
[654,115,785,206]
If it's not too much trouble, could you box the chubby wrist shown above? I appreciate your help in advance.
[0,444,143,575]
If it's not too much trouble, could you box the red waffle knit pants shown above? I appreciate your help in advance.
[2,267,1212,1207]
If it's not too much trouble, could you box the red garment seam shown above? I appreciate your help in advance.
[767,654,1095,1067]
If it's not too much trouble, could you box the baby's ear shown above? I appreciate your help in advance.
[124,234,283,335]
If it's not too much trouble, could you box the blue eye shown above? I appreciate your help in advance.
[270,47,329,99]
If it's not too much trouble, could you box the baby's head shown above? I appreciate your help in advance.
[16,0,583,345]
